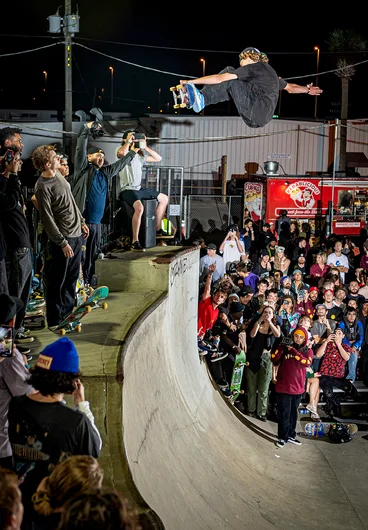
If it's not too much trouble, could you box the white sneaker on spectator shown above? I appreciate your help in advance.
[306,404,316,414]
[288,437,302,446]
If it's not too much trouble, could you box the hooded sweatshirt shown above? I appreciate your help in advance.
[271,326,313,395]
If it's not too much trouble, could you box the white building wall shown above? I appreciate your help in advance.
[4,115,367,179]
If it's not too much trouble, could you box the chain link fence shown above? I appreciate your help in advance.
[183,195,243,246]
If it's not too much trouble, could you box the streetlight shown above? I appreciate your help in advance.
[314,46,320,119]
[200,58,206,115]
[43,70,47,92]
[109,67,114,107]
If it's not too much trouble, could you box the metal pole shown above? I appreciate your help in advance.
[314,46,320,119]
[109,67,114,107]
[64,0,73,159]
[331,119,339,229]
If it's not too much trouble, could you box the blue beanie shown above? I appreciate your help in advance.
[36,337,79,373]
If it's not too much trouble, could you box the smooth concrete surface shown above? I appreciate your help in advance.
[29,246,368,530]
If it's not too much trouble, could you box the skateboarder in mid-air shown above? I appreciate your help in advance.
[179,47,323,128]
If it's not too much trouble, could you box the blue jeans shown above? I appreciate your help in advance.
[346,352,358,381]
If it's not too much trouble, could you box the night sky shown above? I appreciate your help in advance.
[1,1,368,120]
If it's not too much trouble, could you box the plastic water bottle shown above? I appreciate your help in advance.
[299,408,310,415]
[213,335,220,350]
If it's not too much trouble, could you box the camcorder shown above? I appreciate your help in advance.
[90,121,107,140]
[0,325,15,357]
[280,336,293,346]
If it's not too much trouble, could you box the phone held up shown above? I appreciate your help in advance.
[0,325,15,357]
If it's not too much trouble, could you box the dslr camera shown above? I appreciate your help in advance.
[90,121,107,140]
[280,336,293,346]
[133,133,146,149]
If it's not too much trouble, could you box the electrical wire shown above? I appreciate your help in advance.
[0,42,62,58]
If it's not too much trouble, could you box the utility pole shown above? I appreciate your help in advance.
[64,0,73,159]
[47,3,79,160]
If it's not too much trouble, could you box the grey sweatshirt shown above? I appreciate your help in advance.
[35,175,84,247]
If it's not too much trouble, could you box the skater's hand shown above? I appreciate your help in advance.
[81,224,89,239]
[180,80,189,86]
[62,244,74,258]
[307,83,323,96]
[73,379,85,404]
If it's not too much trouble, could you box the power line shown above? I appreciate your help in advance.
[0,41,62,58]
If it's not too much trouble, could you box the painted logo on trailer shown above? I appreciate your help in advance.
[285,181,320,208]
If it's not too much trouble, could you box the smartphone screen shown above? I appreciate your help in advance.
[0,325,15,357]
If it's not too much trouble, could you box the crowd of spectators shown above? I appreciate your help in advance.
[196,213,368,447]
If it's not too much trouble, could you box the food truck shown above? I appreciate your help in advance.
[244,174,368,235]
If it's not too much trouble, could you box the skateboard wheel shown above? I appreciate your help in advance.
[86,305,92,313]
[170,86,176,91]
[102,302,108,310]
[60,329,66,336]
[80,290,85,296]
[240,390,245,394]
[75,325,82,333]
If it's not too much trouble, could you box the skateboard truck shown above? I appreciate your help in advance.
[170,85,187,109]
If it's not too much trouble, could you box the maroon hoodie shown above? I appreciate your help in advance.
[271,326,313,395]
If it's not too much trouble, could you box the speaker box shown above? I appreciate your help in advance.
[139,199,157,249]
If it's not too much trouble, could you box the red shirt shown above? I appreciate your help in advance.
[319,341,351,379]
[198,297,219,336]
[272,345,313,395]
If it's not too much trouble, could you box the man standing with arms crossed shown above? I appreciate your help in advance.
[32,145,89,330]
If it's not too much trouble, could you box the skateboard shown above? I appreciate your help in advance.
[302,422,358,437]
[229,350,248,403]
[52,286,109,335]
[169,84,187,109]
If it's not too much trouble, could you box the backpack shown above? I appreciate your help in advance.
[328,423,352,444]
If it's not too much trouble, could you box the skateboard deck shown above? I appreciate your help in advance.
[229,350,248,402]
[170,84,187,109]
[303,422,358,437]
[52,286,109,335]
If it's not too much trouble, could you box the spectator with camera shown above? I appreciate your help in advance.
[253,249,272,278]
[278,295,300,336]
[219,225,245,271]
[271,326,313,448]
[246,304,281,421]
[116,130,166,251]
[0,127,23,155]
[0,147,35,348]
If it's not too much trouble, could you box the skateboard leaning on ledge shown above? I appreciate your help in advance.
[52,286,109,335]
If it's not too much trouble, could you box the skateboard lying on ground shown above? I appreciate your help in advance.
[302,422,358,437]
[169,84,187,109]
[229,350,248,403]
[51,286,109,335]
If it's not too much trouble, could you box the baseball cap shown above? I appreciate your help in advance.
[230,301,245,313]
[36,337,80,373]
[238,286,254,296]
[264,223,270,228]
[207,243,217,250]
[297,251,306,258]
[0,293,23,325]
[87,147,105,155]
[292,269,303,276]
[309,286,319,293]
[260,249,269,257]
[316,304,327,310]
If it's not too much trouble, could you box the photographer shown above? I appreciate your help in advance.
[246,304,281,421]
[219,225,245,271]
[116,131,166,252]
[0,147,35,348]
[272,326,313,448]
[71,122,136,284]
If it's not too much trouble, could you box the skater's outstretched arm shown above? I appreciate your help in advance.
[283,82,322,96]
[180,72,237,86]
